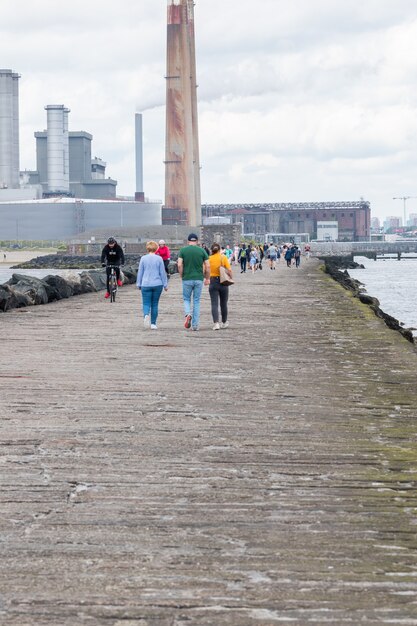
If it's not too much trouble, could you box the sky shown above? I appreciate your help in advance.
[2,0,417,221]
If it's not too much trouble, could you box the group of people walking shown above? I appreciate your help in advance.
[102,234,305,331]
[136,233,233,331]
[234,242,302,273]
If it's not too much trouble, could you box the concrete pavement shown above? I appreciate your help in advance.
[0,259,416,625]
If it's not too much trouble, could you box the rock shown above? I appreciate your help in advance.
[60,272,84,296]
[7,274,49,305]
[0,259,140,313]
[0,285,12,311]
[168,260,178,275]
[0,284,33,310]
[324,258,414,344]
[358,293,380,308]
[121,266,136,282]
[43,275,74,300]
[86,270,107,291]
[79,273,98,293]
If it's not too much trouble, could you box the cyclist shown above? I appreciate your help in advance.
[101,237,125,299]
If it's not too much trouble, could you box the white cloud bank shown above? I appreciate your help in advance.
[2,0,417,219]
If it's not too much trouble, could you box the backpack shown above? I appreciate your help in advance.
[240,249,246,259]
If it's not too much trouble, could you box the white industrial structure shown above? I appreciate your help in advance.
[0,69,163,239]
[0,69,20,190]
[45,104,70,194]
[135,113,144,201]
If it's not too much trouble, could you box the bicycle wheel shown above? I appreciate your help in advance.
[110,273,117,302]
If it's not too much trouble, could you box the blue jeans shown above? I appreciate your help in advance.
[141,285,163,325]
[182,280,203,328]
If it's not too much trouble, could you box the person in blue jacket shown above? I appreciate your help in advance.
[136,241,168,330]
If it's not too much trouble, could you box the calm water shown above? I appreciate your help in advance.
[349,256,417,335]
[0,267,81,284]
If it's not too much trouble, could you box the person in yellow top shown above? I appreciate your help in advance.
[208,242,233,330]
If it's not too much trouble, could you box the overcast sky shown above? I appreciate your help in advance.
[2,0,417,221]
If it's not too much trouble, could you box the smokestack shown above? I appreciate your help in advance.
[45,104,70,194]
[135,113,145,202]
[0,69,20,189]
[163,0,201,226]
[63,107,70,191]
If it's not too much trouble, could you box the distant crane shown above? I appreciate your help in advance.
[392,196,417,227]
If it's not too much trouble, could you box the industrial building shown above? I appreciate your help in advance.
[20,104,117,200]
[0,69,20,191]
[0,198,161,241]
[0,70,162,240]
[202,201,371,242]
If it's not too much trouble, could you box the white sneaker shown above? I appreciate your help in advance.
[143,314,150,328]
[220,321,229,329]
[150,324,157,330]
[213,322,220,330]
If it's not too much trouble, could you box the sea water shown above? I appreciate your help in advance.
[0,267,81,284]
[348,255,417,336]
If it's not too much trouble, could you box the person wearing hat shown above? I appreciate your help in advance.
[155,239,171,278]
[177,233,210,331]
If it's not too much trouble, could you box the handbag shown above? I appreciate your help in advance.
[219,263,234,286]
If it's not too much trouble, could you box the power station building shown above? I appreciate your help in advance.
[0,69,20,192]
[0,72,161,240]
[0,197,161,241]
[28,129,117,200]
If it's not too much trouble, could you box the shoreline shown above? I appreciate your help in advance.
[323,256,415,343]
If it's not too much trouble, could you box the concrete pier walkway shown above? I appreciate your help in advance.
[1,259,416,625]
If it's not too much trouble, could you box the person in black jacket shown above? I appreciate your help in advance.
[101,237,125,298]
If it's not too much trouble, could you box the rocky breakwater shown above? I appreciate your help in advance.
[323,256,414,343]
[0,254,139,313]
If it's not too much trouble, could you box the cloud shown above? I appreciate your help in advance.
[1,0,417,219]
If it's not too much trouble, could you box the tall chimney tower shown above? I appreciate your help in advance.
[163,0,201,227]
[135,113,145,202]
[0,69,20,189]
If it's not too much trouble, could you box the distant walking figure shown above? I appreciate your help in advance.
[267,243,277,270]
[238,245,247,273]
[249,248,258,274]
[294,246,301,268]
[284,247,293,267]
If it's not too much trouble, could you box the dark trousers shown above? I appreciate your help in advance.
[163,258,170,278]
[209,278,229,323]
[106,266,120,291]
[240,257,247,272]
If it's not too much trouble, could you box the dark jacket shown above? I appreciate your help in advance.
[101,243,125,266]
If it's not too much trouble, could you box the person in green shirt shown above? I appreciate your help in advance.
[177,233,210,331]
